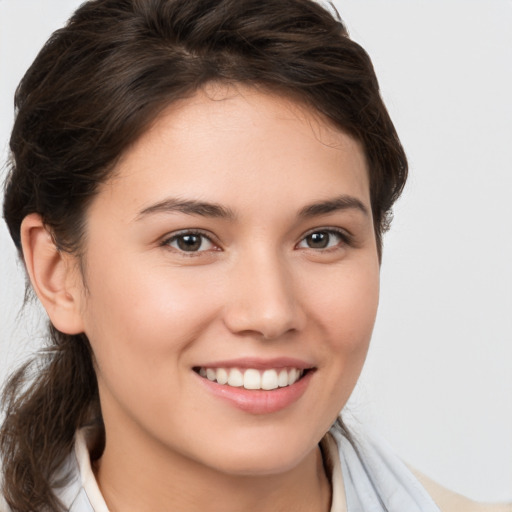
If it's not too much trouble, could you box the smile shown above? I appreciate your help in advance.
[193,361,315,414]
[196,367,306,390]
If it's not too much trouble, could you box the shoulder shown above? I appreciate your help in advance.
[411,468,512,512]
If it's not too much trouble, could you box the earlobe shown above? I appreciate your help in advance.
[20,213,85,335]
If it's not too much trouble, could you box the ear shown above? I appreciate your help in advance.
[20,213,85,335]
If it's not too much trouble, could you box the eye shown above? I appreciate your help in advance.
[296,229,347,250]
[164,231,216,253]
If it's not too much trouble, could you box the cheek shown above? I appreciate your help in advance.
[308,259,380,344]
[308,257,379,396]
[294,261,379,438]
[79,256,225,428]
[80,251,222,376]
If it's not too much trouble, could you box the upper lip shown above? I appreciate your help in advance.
[193,357,315,370]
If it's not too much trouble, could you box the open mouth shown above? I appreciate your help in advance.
[193,366,312,391]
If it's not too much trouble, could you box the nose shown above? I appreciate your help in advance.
[223,251,305,340]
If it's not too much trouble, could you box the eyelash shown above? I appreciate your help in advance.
[160,227,352,255]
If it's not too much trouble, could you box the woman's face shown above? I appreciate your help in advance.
[76,84,380,476]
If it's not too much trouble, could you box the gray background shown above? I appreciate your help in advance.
[1,0,511,502]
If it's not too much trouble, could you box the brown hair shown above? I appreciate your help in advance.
[1,0,407,510]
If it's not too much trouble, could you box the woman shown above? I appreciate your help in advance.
[0,1,510,511]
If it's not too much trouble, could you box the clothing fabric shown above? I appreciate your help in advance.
[43,425,442,512]
[327,428,440,512]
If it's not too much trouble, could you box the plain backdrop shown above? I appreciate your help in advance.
[1,0,511,503]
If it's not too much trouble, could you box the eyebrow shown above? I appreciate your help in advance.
[136,194,369,221]
[298,195,369,218]
[136,198,235,220]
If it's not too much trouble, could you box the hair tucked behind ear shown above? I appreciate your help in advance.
[0,328,101,511]
[1,0,407,509]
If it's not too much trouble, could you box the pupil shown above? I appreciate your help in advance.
[178,235,201,251]
[308,232,328,248]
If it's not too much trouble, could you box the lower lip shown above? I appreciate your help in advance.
[196,370,313,414]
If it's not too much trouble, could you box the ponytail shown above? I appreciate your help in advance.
[0,327,101,512]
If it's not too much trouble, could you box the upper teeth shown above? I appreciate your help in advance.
[198,367,304,390]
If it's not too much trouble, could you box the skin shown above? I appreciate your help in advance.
[22,84,380,512]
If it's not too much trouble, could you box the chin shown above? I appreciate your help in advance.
[199,432,319,477]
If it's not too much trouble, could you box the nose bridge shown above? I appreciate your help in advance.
[224,246,303,339]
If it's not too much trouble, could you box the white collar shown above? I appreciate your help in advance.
[72,429,109,512]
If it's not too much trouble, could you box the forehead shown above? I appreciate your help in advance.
[97,83,370,218]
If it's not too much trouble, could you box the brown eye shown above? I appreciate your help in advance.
[166,232,215,252]
[177,234,202,251]
[306,232,329,248]
[297,230,345,250]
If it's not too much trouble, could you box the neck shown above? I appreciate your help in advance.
[93,423,331,512]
